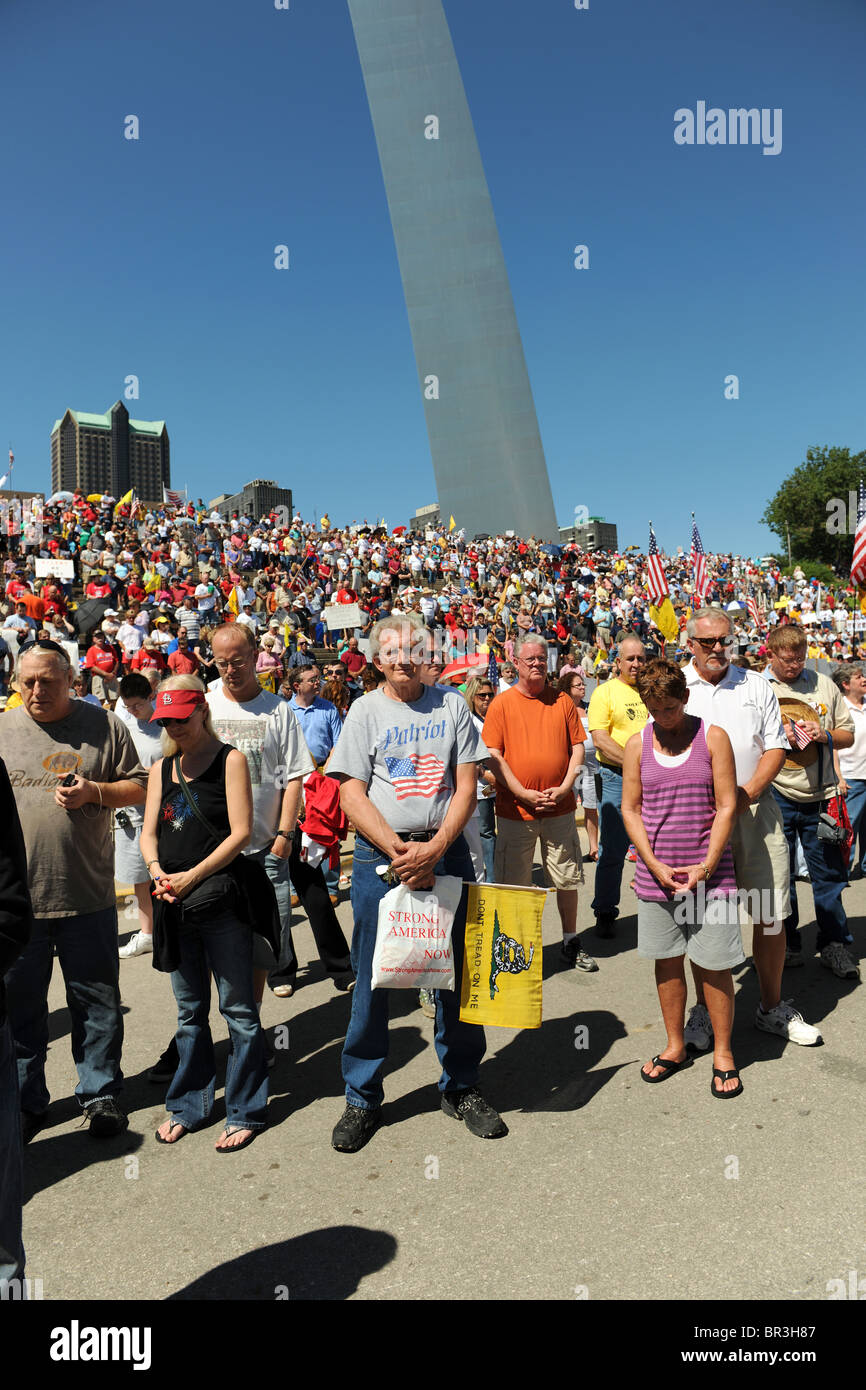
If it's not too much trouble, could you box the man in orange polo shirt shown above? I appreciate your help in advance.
[483,634,596,972]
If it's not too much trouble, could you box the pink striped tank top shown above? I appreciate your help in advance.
[633,717,736,903]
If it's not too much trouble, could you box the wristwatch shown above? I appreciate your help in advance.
[274,829,295,843]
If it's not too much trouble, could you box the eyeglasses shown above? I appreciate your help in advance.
[690,636,734,651]
[160,715,193,727]
[518,657,547,666]
[475,691,493,700]
[214,658,251,671]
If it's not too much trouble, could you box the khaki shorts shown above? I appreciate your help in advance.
[729,792,791,923]
[494,810,584,890]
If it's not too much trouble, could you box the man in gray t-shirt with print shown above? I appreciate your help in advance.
[327,613,507,1152]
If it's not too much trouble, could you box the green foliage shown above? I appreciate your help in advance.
[761,446,866,569]
[780,559,839,586]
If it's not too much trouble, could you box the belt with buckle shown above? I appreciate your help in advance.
[397,830,437,843]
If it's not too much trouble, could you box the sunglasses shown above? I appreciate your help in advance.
[690,636,734,651]
[159,714,196,727]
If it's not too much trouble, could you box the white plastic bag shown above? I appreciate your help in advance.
[371,875,463,990]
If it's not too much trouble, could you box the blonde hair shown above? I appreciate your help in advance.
[156,673,216,757]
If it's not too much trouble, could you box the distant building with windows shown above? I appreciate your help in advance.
[409,503,441,533]
[208,479,293,522]
[559,516,618,551]
[50,401,170,502]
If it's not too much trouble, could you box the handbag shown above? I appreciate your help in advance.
[819,734,854,858]
[168,755,281,957]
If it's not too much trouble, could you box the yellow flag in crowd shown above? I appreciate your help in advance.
[226,586,240,617]
[649,597,679,643]
[459,884,545,1030]
[449,515,456,531]
[859,585,866,615]
[114,488,133,516]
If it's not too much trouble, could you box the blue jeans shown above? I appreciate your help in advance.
[167,908,267,1131]
[843,778,866,874]
[591,767,630,918]
[477,797,497,885]
[0,1017,25,1285]
[342,834,486,1109]
[5,908,122,1115]
[772,792,848,952]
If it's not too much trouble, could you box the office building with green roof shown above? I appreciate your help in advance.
[50,400,170,502]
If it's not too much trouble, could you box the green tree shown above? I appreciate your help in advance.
[761,446,866,570]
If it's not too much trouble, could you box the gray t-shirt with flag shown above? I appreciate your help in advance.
[329,686,484,833]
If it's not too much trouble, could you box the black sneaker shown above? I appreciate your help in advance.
[147,1038,179,1083]
[84,1098,128,1138]
[594,913,616,939]
[441,1087,508,1139]
[560,937,599,972]
[331,1104,381,1152]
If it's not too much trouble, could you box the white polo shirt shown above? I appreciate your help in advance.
[683,660,788,786]
[839,698,866,781]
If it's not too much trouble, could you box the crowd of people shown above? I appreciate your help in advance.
[1,490,863,1287]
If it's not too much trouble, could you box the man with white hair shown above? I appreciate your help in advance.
[0,642,147,1138]
[328,611,504,1152]
[682,607,823,1046]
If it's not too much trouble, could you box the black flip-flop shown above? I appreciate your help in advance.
[640,1054,693,1084]
[711,1067,743,1099]
[155,1120,188,1144]
[215,1125,259,1154]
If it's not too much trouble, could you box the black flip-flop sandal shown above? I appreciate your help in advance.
[155,1120,188,1144]
[215,1125,259,1154]
[640,1054,693,1084]
[711,1067,743,1099]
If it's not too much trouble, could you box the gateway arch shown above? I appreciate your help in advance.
[347,0,559,539]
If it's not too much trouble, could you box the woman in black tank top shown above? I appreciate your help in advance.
[140,676,267,1152]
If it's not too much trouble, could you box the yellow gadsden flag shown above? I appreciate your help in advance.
[459,884,545,1029]
[449,514,456,531]
[649,596,679,643]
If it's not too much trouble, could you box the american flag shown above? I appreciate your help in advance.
[647,526,668,605]
[747,596,762,629]
[384,752,447,801]
[690,515,708,603]
[487,649,499,691]
[851,479,866,585]
[789,720,813,750]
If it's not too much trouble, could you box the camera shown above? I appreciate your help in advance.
[116,810,132,831]
[816,812,846,846]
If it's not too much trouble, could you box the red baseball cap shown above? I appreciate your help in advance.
[150,689,206,723]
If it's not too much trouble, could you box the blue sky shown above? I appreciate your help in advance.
[1,0,864,556]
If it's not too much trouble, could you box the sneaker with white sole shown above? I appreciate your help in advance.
[820,942,861,981]
[755,999,822,1046]
[119,931,153,958]
[683,1002,713,1052]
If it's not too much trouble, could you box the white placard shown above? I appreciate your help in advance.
[35,558,75,579]
[322,603,361,630]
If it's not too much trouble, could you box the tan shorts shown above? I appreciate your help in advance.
[729,792,791,923]
[494,810,584,890]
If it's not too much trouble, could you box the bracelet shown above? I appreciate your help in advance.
[701,862,709,881]
[146,858,160,868]
[274,829,295,841]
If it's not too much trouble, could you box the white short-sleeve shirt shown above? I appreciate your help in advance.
[683,660,788,786]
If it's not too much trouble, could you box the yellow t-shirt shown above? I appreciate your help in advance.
[586,676,648,764]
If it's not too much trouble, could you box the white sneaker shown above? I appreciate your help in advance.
[755,998,822,1046]
[338,874,350,889]
[820,942,861,981]
[683,1002,713,1052]
[119,931,153,959]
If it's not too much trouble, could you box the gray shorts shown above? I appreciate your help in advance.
[637,896,745,972]
[114,819,149,886]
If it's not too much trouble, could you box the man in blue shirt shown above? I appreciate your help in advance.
[287,664,346,907]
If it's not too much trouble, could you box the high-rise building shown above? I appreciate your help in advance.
[348,0,559,541]
[50,401,170,501]
[559,517,619,551]
[208,479,293,522]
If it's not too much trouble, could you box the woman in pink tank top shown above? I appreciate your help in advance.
[622,660,744,1099]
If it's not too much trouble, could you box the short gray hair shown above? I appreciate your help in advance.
[370,610,428,659]
[514,632,548,660]
[686,606,733,639]
[833,663,861,693]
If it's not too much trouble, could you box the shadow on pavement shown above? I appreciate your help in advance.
[482,1009,629,1112]
[23,1128,144,1202]
[166,1225,397,1300]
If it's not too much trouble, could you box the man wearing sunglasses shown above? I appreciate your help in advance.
[683,608,822,1046]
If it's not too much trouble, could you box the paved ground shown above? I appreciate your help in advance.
[21,844,866,1302]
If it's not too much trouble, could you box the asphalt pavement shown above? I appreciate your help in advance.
[20,847,866,1303]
